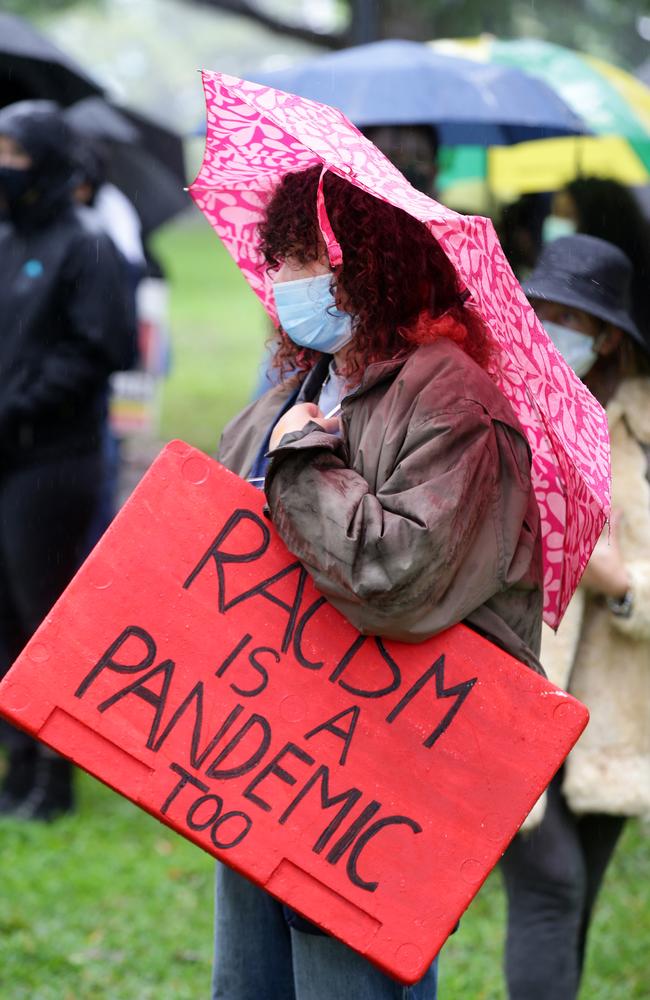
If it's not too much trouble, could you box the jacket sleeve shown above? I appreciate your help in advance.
[265,402,531,640]
[0,229,136,429]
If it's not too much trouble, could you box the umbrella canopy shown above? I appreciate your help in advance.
[190,72,611,630]
[64,97,189,236]
[0,12,103,109]
[65,95,139,144]
[250,39,587,146]
[431,37,650,199]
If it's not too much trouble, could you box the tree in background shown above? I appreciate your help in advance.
[1,0,90,14]
[184,0,649,68]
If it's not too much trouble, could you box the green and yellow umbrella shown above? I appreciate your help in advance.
[431,37,650,203]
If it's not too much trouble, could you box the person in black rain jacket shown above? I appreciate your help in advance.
[0,100,136,820]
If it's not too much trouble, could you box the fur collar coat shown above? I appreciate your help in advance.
[536,376,650,821]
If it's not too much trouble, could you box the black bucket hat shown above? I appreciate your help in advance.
[522,234,645,351]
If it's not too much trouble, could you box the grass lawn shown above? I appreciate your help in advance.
[1,769,647,999]
[152,215,270,454]
[1,218,648,997]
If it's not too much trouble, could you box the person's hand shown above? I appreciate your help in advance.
[581,508,631,599]
[269,402,340,451]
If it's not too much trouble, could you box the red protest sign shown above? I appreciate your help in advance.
[0,441,588,984]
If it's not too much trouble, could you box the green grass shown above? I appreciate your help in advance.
[152,215,269,454]
[0,770,214,999]
[1,220,649,997]
[1,767,648,998]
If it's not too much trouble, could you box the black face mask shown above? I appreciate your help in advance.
[0,164,35,207]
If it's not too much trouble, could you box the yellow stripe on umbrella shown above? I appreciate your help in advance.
[488,135,649,201]
[431,37,650,199]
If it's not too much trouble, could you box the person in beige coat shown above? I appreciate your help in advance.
[501,234,650,1000]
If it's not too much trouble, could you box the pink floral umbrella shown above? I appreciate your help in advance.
[189,71,611,629]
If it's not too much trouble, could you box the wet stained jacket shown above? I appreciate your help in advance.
[218,338,544,671]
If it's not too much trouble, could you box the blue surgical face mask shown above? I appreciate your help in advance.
[272,272,353,354]
[543,320,599,378]
[541,215,577,244]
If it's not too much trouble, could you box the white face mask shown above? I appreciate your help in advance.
[541,215,577,244]
[543,320,599,378]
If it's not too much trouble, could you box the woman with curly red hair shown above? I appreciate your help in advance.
[211,165,543,1000]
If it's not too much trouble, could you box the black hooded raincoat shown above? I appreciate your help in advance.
[0,100,135,465]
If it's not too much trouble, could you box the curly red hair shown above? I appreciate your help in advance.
[258,165,493,380]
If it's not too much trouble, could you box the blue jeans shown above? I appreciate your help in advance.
[212,865,439,1000]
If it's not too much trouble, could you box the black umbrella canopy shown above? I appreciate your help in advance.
[0,13,103,108]
[65,96,139,143]
[65,97,189,235]
[121,105,186,191]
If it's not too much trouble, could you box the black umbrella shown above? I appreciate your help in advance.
[65,97,189,236]
[0,12,103,108]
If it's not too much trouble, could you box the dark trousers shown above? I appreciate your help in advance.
[0,450,102,751]
[500,772,625,1000]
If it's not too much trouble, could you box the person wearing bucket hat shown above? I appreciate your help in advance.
[523,233,648,379]
[210,164,545,999]
[501,233,650,1000]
